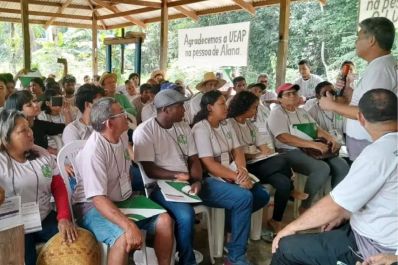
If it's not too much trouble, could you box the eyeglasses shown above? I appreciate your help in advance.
[102,111,128,124]
[282,91,298,97]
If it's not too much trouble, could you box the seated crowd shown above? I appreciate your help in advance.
[0,16,396,265]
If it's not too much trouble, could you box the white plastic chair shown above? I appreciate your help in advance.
[137,162,215,264]
[57,140,148,265]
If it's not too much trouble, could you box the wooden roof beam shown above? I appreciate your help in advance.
[109,0,161,8]
[173,6,198,21]
[144,0,302,23]
[2,0,92,10]
[232,0,255,15]
[44,0,73,29]
[92,0,146,29]
[97,7,156,20]
[0,7,92,20]
[87,0,107,30]
[0,17,91,29]
[168,0,207,7]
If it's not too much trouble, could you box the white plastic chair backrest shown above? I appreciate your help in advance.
[57,140,87,221]
[137,162,156,197]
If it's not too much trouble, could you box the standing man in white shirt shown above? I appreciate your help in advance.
[320,17,397,161]
[294,59,323,101]
[271,89,398,265]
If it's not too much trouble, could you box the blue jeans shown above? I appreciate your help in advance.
[150,187,197,265]
[25,211,59,265]
[271,223,360,265]
[199,177,269,263]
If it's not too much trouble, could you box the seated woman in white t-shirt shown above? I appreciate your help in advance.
[227,91,307,232]
[0,109,77,265]
[38,89,74,154]
[191,90,269,265]
[268,83,350,213]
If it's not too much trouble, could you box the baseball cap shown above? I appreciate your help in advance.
[276,83,300,97]
[160,81,179,91]
[154,89,189,108]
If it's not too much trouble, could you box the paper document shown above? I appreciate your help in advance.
[158,180,202,203]
[22,202,42,234]
[0,196,23,232]
[116,196,166,222]
[247,152,279,164]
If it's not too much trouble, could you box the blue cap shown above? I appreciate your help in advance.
[160,82,179,91]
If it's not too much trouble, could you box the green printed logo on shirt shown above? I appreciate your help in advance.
[124,149,131,160]
[336,114,343,120]
[177,134,187,145]
[226,131,232,140]
[250,129,256,139]
[41,165,53,178]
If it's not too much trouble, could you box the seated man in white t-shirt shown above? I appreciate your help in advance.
[319,17,397,161]
[271,89,398,265]
[304,81,345,144]
[133,89,202,265]
[226,76,247,106]
[72,97,173,265]
[0,77,6,112]
[257,74,278,109]
[62,84,103,145]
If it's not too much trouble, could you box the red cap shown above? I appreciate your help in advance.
[276,83,300,96]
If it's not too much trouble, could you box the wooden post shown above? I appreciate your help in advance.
[275,0,291,87]
[0,225,25,264]
[159,0,168,73]
[21,0,31,72]
[92,13,98,76]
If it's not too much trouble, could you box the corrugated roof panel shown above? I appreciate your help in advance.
[0,0,323,29]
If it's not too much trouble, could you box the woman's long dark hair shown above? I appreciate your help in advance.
[193,90,223,125]
[5,90,33,111]
[227,91,258,118]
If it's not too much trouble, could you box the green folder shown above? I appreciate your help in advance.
[116,196,166,222]
[292,123,317,139]
[165,181,201,201]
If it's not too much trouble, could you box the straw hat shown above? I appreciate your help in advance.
[150,69,165,80]
[36,228,101,265]
[99,72,117,86]
[196,72,226,90]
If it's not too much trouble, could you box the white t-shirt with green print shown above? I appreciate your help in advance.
[73,131,132,203]
[0,145,59,220]
[192,119,241,158]
[133,118,197,173]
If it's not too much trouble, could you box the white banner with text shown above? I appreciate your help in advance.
[359,0,398,26]
[178,22,250,67]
